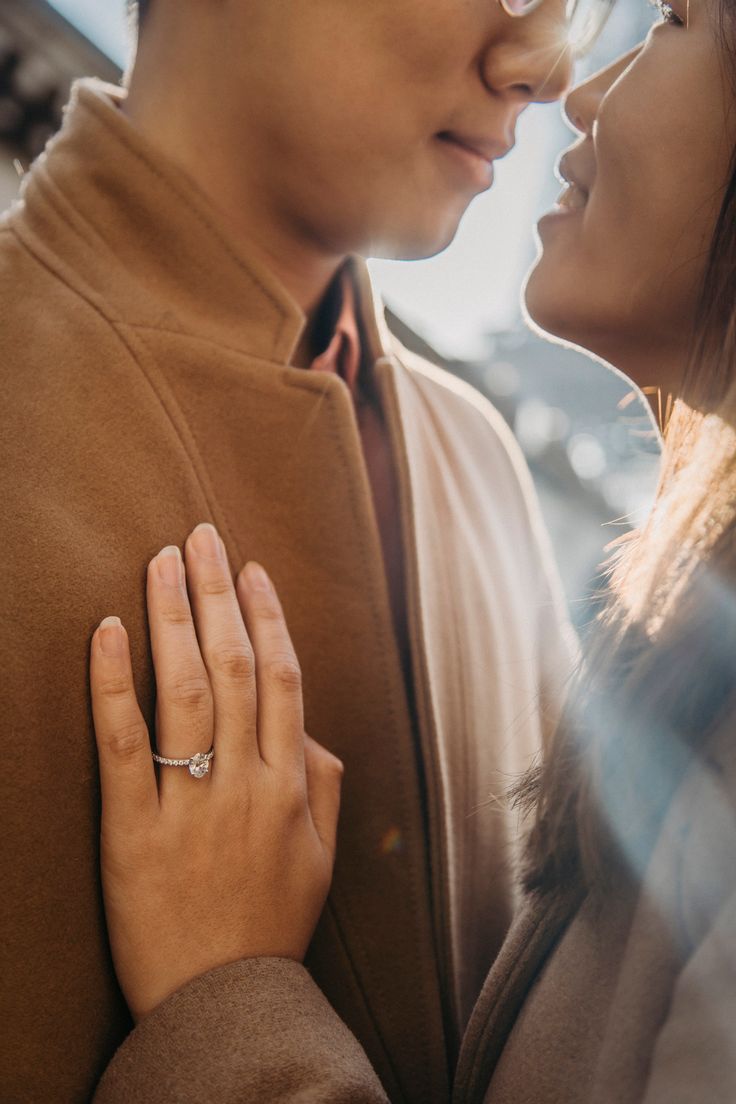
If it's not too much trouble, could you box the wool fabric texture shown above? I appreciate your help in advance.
[0,78,574,1103]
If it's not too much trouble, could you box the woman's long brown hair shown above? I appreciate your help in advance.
[516,0,736,896]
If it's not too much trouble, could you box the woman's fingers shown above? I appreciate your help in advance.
[131,530,304,804]
[304,734,344,865]
[147,545,214,797]
[91,541,338,1020]
[236,563,305,774]
[183,524,258,773]
[90,616,158,826]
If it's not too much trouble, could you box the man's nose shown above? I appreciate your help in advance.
[481,5,574,106]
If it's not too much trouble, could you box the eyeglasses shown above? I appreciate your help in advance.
[498,0,545,13]
[498,0,616,55]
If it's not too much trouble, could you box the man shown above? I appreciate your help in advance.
[1,1,582,1100]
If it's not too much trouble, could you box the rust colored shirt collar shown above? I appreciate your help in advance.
[308,267,411,684]
[309,267,362,399]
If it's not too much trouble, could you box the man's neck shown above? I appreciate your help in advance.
[121,72,346,361]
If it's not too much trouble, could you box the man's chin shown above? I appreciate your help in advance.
[366,214,465,264]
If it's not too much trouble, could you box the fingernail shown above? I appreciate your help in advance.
[156,546,183,587]
[190,523,223,561]
[99,616,124,657]
[246,562,272,592]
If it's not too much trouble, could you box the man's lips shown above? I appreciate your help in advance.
[437,130,510,166]
[435,131,511,190]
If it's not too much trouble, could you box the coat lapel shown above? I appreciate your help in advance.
[121,322,449,1102]
[453,890,583,1104]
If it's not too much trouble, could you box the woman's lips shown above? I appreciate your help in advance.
[554,180,589,212]
[538,180,590,234]
[549,150,592,215]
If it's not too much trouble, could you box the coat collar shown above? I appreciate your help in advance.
[15,77,394,372]
[453,888,585,1104]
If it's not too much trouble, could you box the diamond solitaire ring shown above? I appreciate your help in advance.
[152,746,215,779]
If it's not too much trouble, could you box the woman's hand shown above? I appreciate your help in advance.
[89,523,343,1023]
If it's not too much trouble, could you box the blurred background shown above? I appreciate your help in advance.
[0,0,661,633]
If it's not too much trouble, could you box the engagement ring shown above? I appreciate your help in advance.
[152,746,215,778]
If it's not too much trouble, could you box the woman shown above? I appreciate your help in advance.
[90,0,736,1099]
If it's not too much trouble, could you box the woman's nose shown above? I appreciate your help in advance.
[564,45,644,135]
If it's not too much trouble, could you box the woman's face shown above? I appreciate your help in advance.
[524,0,736,394]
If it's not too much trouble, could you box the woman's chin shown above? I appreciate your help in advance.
[521,262,610,361]
[522,265,580,346]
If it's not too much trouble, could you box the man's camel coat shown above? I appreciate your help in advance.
[0,80,574,1103]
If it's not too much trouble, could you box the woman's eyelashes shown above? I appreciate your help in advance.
[649,0,686,25]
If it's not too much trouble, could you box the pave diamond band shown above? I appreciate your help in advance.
[152,746,215,778]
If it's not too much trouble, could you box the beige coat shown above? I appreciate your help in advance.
[0,79,574,1103]
[457,729,736,1104]
[96,703,736,1103]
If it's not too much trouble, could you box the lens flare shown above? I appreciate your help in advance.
[380,827,404,855]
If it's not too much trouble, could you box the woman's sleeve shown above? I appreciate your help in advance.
[93,957,390,1104]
